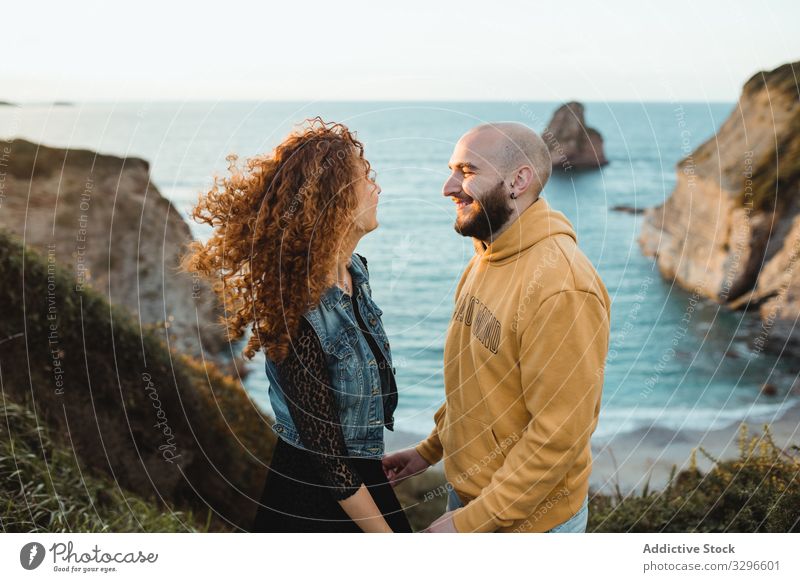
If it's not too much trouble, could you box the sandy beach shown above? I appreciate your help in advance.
[589,400,800,496]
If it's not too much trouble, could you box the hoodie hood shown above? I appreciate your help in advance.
[472,196,576,264]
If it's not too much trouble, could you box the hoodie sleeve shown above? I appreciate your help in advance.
[452,290,609,532]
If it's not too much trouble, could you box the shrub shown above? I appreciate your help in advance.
[589,424,800,532]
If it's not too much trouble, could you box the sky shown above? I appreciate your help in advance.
[2,0,799,102]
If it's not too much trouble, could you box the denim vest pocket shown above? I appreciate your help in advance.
[328,325,359,384]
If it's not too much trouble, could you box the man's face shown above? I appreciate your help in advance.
[442,133,512,241]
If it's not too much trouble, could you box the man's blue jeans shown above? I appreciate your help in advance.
[445,485,589,532]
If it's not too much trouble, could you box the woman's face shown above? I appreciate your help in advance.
[352,158,381,234]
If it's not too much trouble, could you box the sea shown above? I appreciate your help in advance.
[2,100,798,444]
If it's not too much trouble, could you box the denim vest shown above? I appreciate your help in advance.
[264,253,398,457]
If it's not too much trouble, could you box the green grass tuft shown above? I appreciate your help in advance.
[1,397,207,533]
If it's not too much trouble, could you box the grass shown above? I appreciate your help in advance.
[1,396,207,533]
[0,227,275,532]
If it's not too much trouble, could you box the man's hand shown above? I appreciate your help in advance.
[423,510,458,533]
[381,446,431,487]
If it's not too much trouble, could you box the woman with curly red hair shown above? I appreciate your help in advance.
[182,118,411,532]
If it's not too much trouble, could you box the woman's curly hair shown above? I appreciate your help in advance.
[180,117,371,364]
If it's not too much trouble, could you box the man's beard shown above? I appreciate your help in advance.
[453,180,513,241]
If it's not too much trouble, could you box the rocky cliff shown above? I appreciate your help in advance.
[0,138,229,361]
[639,61,800,355]
[542,101,608,170]
[0,228,275,531]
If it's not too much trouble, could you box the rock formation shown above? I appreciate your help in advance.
[612,204,644,215]
[0,138,229,361]
[639,61,800,355]
[542,101,608,170]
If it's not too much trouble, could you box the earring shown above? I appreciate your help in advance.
[509,181,517,199]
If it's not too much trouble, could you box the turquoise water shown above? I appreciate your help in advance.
[2,101,797,441]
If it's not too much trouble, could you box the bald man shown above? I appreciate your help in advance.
[382,122,611,533]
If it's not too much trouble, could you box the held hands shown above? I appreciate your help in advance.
[381,447,458,532]
[381,446,431,487]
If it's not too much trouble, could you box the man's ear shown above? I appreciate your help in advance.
[510,165,535,192]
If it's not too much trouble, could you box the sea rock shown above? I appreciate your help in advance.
[542,101,608,170]
[638,61,800,356]
[612,204,644,215]
[761,383,778,397]
[0,138,229,361]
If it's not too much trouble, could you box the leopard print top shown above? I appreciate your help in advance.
[275,316,363,500]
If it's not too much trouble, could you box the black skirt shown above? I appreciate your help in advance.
[252,437,413,532]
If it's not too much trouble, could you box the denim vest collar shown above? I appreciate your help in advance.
[318,253,369,310]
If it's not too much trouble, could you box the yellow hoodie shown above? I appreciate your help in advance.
[416,196,611,533]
